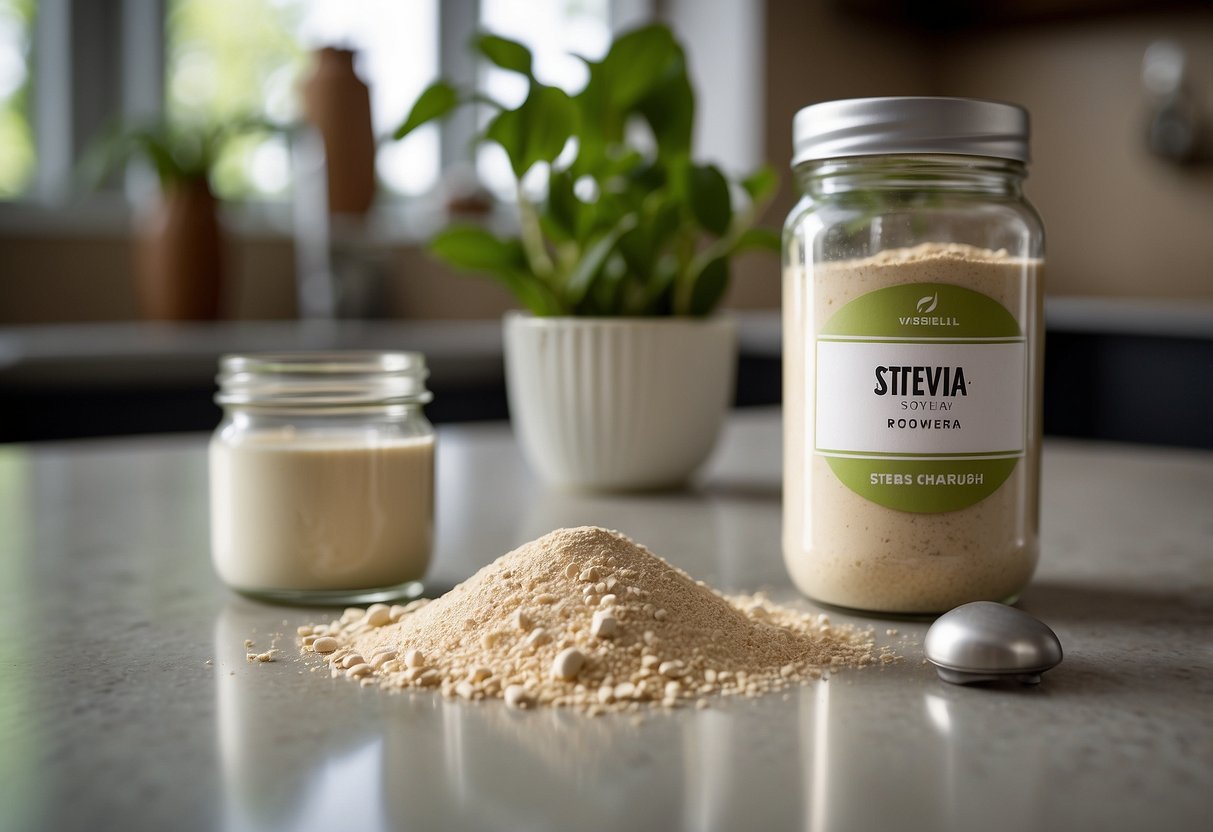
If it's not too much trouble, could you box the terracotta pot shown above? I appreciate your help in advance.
[134,177,223,321]
[301,47,377,216]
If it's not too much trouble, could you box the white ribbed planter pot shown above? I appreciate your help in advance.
[503,313,737,491]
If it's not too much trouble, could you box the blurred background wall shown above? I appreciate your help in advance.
[762,0,1213,305]
[1,0,1210,447]
[2,0,1211,324]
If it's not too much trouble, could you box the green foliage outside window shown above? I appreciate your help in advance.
[0,0,35,198]
[166,0,305,198]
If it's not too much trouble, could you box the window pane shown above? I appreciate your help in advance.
[167,0,306,198]
[166,0,439,200]
[477,0,611,199]
[0,0,34,199]
[294,0,439,196]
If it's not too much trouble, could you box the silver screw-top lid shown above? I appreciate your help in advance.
[792,96,1031,165]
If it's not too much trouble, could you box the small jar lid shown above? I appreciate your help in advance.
[792,96,1030,165]
[216,351,432,408]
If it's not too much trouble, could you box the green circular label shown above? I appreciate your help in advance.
[814,282,1026,514]
[824,457,1021,513]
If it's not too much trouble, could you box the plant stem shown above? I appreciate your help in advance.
[686,191,774,282]
[516,184,555,282]
[672,228,696,315]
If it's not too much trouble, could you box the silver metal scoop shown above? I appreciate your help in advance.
[924,601,1063,685]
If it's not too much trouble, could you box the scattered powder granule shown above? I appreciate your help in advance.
[299,527,885,713]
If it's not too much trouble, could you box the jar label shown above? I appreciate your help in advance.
[814,282,1026,513]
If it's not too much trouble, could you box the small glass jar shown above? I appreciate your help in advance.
[209,352,434,604]
[782,97,1045,614]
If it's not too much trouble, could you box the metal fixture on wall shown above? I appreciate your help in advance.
[1142,40,1210,165]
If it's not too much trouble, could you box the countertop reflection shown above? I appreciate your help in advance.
[1,409,1211,832]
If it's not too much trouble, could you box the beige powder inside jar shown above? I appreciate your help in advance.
[783,243,1044,613]
[210,432,434,593]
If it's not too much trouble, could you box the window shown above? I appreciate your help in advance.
[0,0,34,198]
[3,0,652,208]
[166,0,440,200]
[298,0,441,197]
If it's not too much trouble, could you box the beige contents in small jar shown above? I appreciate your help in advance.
[783,243,1043,613]
[210,432,434,592]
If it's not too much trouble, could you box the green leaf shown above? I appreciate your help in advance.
[474,34,533,76]
[569,58,624,177]
[483,108,525,175]
[497,269,565,316]
[617,195,679,279]
[486,85,575,178]
[636,53,694,157]
[538,213,572,245]
[649,199,683,249]
[429,225,527,272]
[660,150,690,191]
[133,129,188,182]
[688,256,730,316]
[632,255,678,316]
[599,148,645,180]
[78,115,284,191]
[731,226,781,254]
[688,164,732,236]
[600,24,678,110]
[527,86,576,166]
[584,252,629,315]
[563,215,637,308]
[393,81,459,140]
[571,25,685,177]
[546,169,580,241]
[625,159,666,193]
[741,165,779,202]
[429,226,563,315]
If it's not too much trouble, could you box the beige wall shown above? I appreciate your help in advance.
[0,231,521,323]
[764,0,1213,299]
[0,234,140,322]
[936,12,1213,298]
[0,227,783,324]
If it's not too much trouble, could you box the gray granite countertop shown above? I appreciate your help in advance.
[1,409,1210,832]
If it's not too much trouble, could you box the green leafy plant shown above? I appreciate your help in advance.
[395,24,780,317]
[80,116,279,190]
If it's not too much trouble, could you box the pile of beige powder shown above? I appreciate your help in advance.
[298,527,887,714]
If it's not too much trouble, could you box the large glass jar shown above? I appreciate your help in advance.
[209,352,434,604]
[782,97,1045,614]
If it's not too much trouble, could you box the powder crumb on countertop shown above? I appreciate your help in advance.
[243,632,284,663]
[298,527,888,713]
